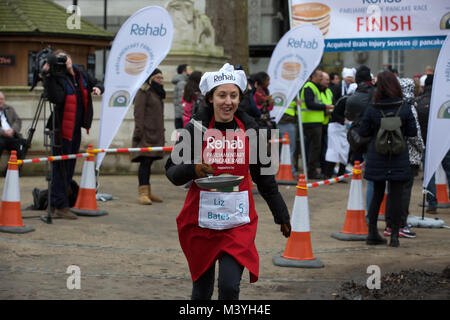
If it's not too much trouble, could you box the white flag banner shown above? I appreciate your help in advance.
[423,33,450,188]
[96,6,174,170]
[289,0,449,52]
[268,24,324,123]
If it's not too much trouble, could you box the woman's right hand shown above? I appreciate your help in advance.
[194,163,214,178]
[280,222,291,238]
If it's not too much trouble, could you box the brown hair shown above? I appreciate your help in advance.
[373,70,403,102]
[54,49,70,58]
[205,85,244,108]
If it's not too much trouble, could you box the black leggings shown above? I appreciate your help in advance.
[386,166,417,228]
[368,180,404,231]
[191,253,244,300]
[138,158,154,186]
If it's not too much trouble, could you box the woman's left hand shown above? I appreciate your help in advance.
[280,222,291,238]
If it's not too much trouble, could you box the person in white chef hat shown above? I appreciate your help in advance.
[165,63,291,300]
[341,67,356,97]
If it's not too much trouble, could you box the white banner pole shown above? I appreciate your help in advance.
[296,94,308,179]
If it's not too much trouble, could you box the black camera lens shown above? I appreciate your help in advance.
[56,55,67,63]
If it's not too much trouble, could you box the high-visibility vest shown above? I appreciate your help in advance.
[300,82,325,124]
[284,100,298,117]
[320,88,333,125]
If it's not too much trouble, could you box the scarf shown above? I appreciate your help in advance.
[151,81,166,99]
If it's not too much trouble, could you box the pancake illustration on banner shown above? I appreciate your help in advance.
[440,12,450,29]
[291,2,331,37]
[281,62,301,81]
[437,100,450,119]
[124,52,148,75]
[109,90,130,107]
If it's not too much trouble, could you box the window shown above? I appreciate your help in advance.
[87,54,96,76]
[28,51,37,87]
[387,50,404,76]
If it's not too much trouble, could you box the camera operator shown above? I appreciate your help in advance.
[41,49,103,219]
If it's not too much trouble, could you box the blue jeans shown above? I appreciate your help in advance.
[366,179,374,213]
[278,122,298,176]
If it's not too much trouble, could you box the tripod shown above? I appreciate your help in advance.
[25,91,59,224]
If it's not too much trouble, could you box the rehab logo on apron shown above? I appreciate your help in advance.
[198,118,250,230]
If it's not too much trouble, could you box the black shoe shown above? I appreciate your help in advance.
[389,229,400,247]
[389,236,400,247]
[366,225,387,245]
[366,233,388,245]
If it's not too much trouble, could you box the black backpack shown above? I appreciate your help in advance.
[374,104,405,156]
[29,180,79,210]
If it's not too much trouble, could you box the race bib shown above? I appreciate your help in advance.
[198,191,250,230]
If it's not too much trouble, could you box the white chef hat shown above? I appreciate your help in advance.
[342,67,356,79]
[199,63,247,96]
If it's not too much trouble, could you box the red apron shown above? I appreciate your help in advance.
[176,116,259,283]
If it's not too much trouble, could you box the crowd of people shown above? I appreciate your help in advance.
[2,51,449,300]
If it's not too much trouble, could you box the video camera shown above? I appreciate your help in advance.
[30,46,67,91]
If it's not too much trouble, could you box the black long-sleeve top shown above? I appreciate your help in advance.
[165,106,290,225]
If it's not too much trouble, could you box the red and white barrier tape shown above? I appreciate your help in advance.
[91,146,173,154]
[17,153,91,165]
[306,163,365,188]
[269,138,287,144]
[15,146,174,165]
[307,173,352,188]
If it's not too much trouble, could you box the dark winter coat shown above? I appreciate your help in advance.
[345,82,375,121]
[0,104,23,138]
[358,98,417,181]
[414,84,432,144]
[131,83,165,161]
[171,74,188,119]
[165,106,290,225]
[329,96,347,125]
[45,64,103,137]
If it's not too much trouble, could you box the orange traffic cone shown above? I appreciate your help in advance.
[70,145,108,217]
[276,132,296,185]
[0,151,34,233]
[378,184,388,221]
[331,161,368,241]
[273,174,323,268]
[435,163,450,208]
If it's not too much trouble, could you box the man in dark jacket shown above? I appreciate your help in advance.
[42,50,103,219]
[416,75,440,213]
[300,69,334,179]
[345,65,375,121]
[345,65,375,164]
[172,64,192,129]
